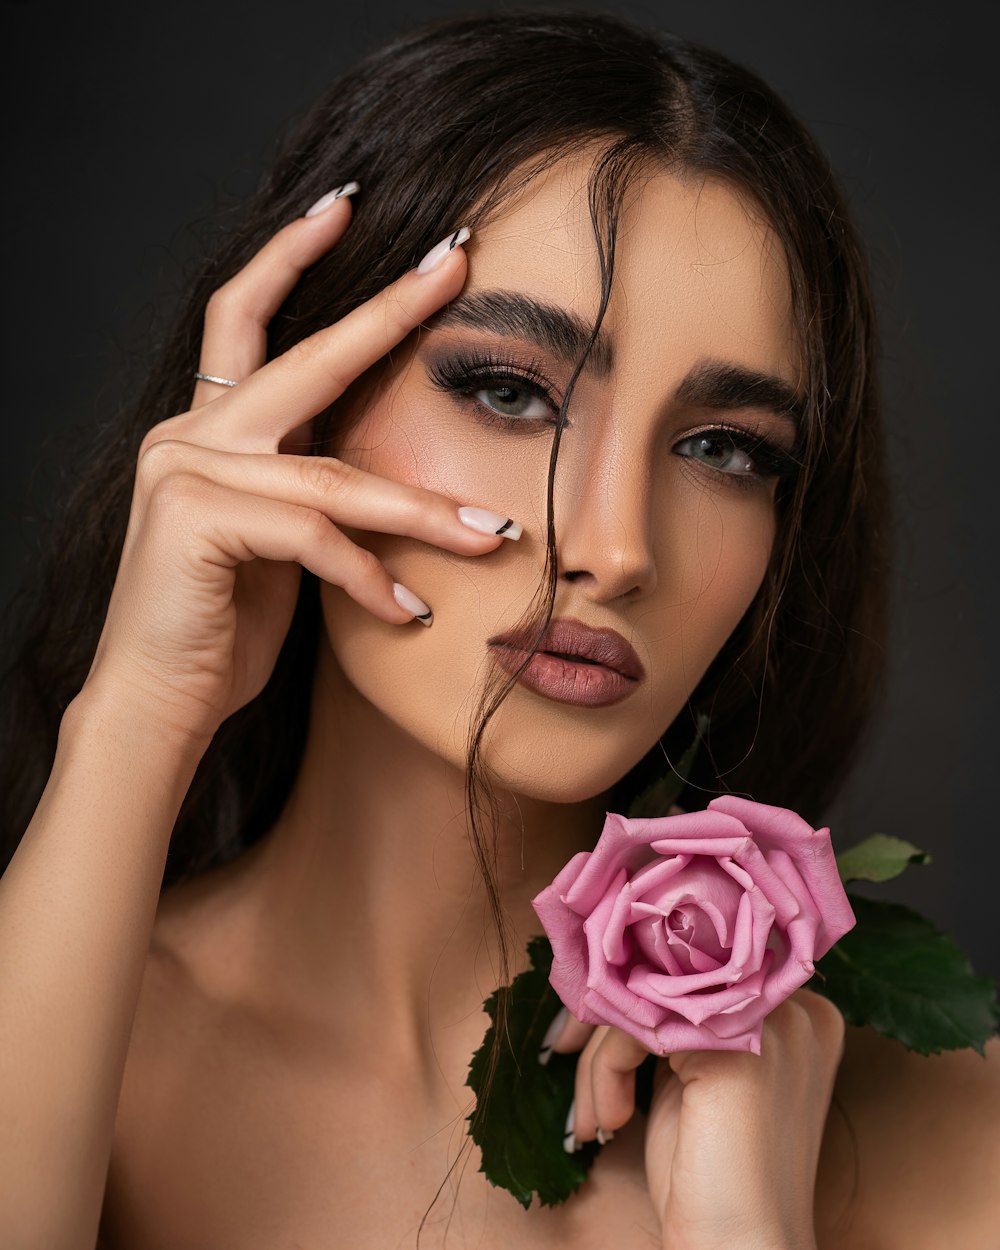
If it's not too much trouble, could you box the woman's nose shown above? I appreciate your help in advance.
[553,449,658,602]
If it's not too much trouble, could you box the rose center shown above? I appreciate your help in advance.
[667,906,695,938]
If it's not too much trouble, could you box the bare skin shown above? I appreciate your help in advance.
[2,152,996,1249]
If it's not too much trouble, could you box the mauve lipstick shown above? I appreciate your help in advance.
[487,616,644,708]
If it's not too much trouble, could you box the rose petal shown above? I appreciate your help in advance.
[532,850,590,918]
[707,794,823,855]
[653,1011,762,1055]
[652,918,725,977]
[582,867,629,967]
[559,813,660,913]
[645,808,757,845]
[626,853,693,904]
[721,840,802,929]
[602,879,636,966]
[577,981,759,1054]
[701,947,817,1039]
[635,954,744,999]
[726,882,775,974]
[532,860,595,1017]
[636,856,743,947]
[665,908,726,973]
[764,848,821,967]
[633,915,690,977]
[575,987,670,1052]
[628,962,766,1025]
[581,964,664,1029]
[708,795,856,953]
[633,853,739,910]
[649,833,758,861]
[582,984,760,1054]
[630,895,729,973]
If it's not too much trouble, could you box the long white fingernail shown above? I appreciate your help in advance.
[458,506,522,541]
[417,227,472,274]
[562,1099,578,1153]
[393,582,432,626]
[305,182,361,217]
[538,1005,569,1065]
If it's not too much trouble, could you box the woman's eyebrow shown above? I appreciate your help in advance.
[675,361,804,433]
[426,289,614,377]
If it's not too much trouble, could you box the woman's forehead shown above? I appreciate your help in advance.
[465,153,801,389]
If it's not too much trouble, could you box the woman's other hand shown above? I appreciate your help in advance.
[548,987,846,1250]
[79,193,512,749]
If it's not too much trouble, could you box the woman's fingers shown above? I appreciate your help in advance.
[130,440,522,556]
[571,1025,650,1147]
[160,476,414,626]
[191,184,360,413]
[539,1005,596,1065]
[192,228,471,453]
[84,204,477,748]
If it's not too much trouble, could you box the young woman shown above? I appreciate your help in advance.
[1,10,996,1249]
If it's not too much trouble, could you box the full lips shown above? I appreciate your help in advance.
[487,615,644,707]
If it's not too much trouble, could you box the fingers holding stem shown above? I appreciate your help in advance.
[537,1008,650,1153]
[572,1026,648,1150]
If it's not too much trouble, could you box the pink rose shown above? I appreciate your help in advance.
[531,796,856,1055]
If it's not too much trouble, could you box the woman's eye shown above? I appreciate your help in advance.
[473,382,552,420]
[676,432,756,476]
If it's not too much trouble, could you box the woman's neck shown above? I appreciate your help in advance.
[207,637,607,1079]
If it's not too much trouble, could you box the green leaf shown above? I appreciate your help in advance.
[465,935,599,1208]
[813,896,999,1056]
[835,833,932,884]
[627,711,710,819]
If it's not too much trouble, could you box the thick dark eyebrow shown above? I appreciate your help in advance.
[675,361,804,433]
[426,289,614,377]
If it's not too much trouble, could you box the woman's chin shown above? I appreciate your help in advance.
[479,758,633,807]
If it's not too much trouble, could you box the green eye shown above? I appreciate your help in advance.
[673,424,800,493]
[428,349,562,432]
[475,383,552,420]
[676,432,755,475]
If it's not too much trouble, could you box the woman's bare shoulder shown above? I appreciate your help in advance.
[828,1024,1000,1248]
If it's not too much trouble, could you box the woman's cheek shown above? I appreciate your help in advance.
[338,391,549,552]
[632,477,777,730]
[670,477,777,623]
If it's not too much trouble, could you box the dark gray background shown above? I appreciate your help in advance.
[2,1,997,981]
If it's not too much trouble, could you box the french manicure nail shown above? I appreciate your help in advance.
[392,582,432,626]
[305,181,361,217]
[538,1005,569,1065]
[417,227,472,274]
[596,1126,614,1146]
[458,506,522,541]
[562,1099,578,1153]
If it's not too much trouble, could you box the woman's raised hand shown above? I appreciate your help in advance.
[81,191,509,749]
[547,988,845,1250]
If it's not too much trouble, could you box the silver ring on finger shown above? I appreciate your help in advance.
[194,370,240,388]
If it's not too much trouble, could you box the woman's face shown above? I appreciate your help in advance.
[319,156,802,803]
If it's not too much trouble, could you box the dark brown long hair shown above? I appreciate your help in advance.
[0,6,887,1227]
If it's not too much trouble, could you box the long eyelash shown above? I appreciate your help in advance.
[427,349,561,423]
[681,420,803,492]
